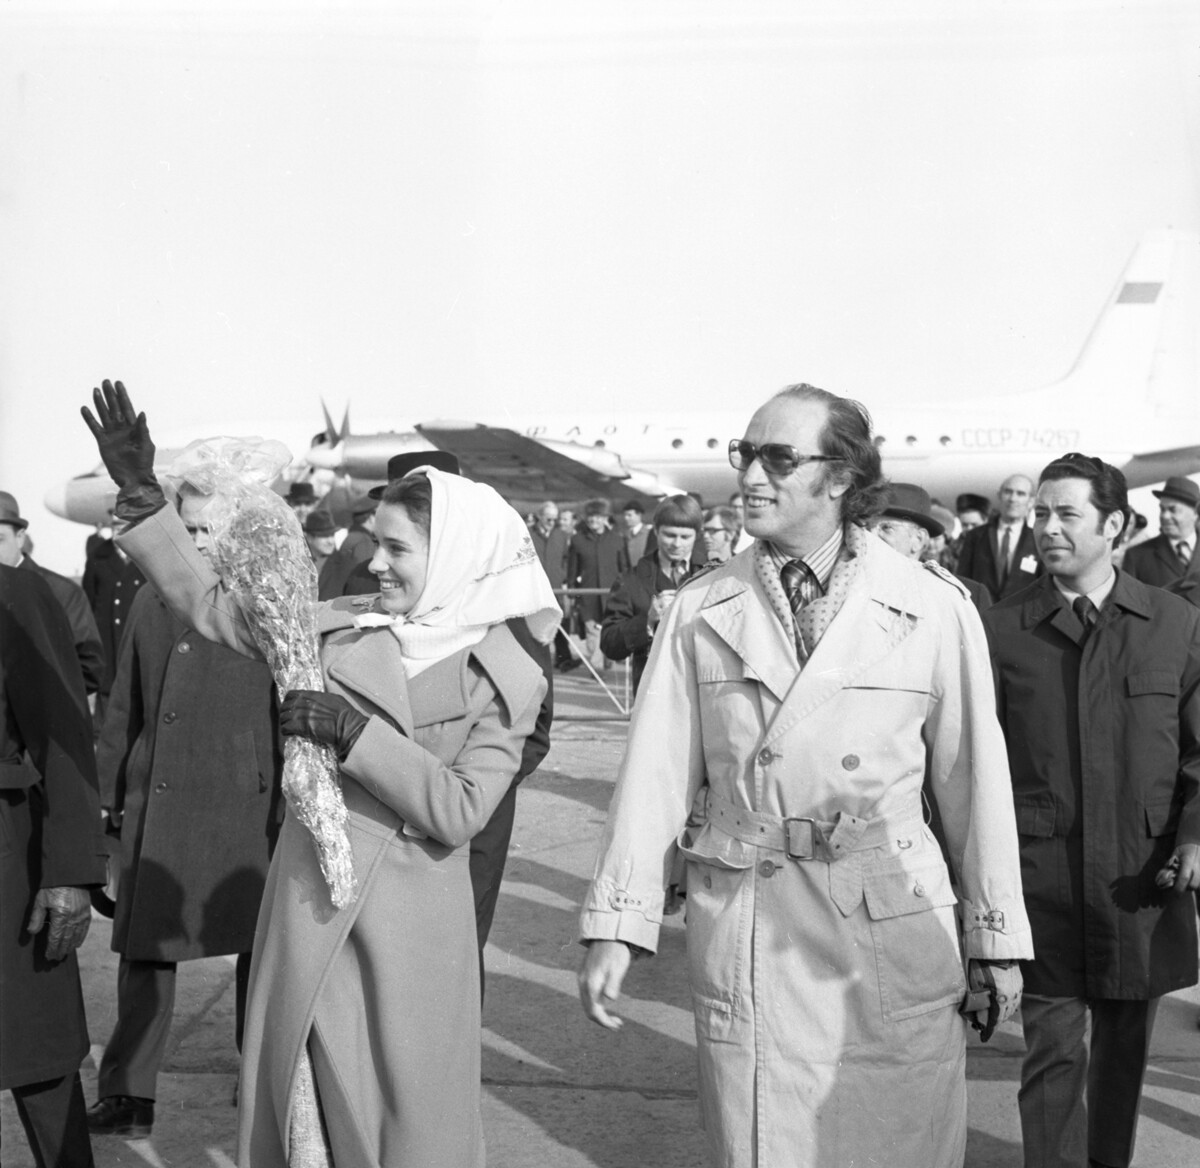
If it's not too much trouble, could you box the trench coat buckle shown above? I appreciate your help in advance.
[784,817,821,861]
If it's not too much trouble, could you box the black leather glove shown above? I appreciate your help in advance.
[280,690,369,761]
[964,958,1022,1043]
[81,379,160,493]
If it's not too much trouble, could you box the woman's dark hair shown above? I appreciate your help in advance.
[1038,453,1131,546]
[774,383,888,525]
[652,494,702,532]
[378,474,433,540]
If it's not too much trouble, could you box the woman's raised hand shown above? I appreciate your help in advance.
[81,379,158,489]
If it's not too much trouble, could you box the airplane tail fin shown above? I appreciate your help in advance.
[319,399,352,445]
[1052,230,1199,421]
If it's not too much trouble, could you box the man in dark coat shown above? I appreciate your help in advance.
[0,491,105,695]
[1121,475,1198,588]
[567,499,627,668]
[316,493,378,600]
[87,490,283,1139]
[957,473,1042,600]
[82,529,147,714]
[983,453,1200,1168]
[529,500,573,668]
[1,564,106,1168]
[601,495,703,694]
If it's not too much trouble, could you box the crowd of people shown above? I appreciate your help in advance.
[0,376,1196,1168]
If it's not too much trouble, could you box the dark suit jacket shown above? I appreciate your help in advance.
[530,524,569,592]
[956,517,1041,600]
[0,565,105,1087]
[1121,532,1186,589]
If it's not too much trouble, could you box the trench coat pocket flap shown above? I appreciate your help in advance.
[676,823,756,870]
[1143,798,1181,838]
[1126,671,1179,698]
[863,857,956,920]
[1013,795,1057,838]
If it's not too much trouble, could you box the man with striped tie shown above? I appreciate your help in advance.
[579,383,1030,1168]
[983,453,1200,1168]
[1121,475,1199,589]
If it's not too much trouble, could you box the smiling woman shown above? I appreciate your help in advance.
[81,381,561,1168]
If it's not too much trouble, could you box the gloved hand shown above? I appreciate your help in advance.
[80,379,160,494]
[965,958,1023,1042]
[280,690,370,761]
[27,886,92,961]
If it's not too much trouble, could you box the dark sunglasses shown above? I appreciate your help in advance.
[728,439,836,476]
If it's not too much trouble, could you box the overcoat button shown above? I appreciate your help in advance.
[913,882,926,898]
[757,748,774,767]
[703,876,713,889]
[178,642,191,653]
[155,782,167,793]
[163,711,177,724]
[758,861,776,878]
[841,754,860,770]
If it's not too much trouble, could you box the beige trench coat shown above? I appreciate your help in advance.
[581,537,1032,1168]
[120,508,546,1168]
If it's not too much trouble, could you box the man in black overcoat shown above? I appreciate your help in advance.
[1,564,106,1168]
[1121,475,1198,588]
[983,454,1200,1168]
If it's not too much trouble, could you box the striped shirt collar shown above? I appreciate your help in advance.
[767,525,844,595]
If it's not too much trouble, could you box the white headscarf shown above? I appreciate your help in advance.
[355,468,561,674]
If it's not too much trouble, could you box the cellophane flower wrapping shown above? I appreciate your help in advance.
[167,437,357,909]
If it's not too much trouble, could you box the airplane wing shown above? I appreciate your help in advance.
[416,422,660,505]
[1121,445,1200,489]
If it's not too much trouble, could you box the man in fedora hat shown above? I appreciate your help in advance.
[302,509,338,574]
[317,493,379,601]
[283,481,318,524]
[0,491,104,695]
[870,482,992,611]
[1121,475,1199,588]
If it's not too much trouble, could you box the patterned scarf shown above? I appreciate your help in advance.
[754,524,866,661]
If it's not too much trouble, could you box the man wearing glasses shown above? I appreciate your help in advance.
[579,383,1030,1168]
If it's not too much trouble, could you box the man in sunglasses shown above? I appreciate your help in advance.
[580,383,1030,1168]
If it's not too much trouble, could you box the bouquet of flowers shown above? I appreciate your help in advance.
[167,437,357,909]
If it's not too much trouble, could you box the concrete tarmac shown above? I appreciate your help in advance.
[4,672,1198,1166]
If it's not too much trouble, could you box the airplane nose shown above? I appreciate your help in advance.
[43,483,70,519]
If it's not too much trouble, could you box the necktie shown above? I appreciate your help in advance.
[1176,541,1192,568]
[997,525,1012,588]
[780,559,819,616]
[1072,595,1097,642]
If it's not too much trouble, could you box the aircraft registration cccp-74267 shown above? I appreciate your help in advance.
[46,230,1199,527]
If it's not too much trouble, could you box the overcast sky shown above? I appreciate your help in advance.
[2,0,1198,573]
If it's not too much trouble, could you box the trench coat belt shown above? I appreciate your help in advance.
[703,791,925,863]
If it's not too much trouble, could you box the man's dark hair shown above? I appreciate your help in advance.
[773,383,888,524]
[1038,453,1131,546]
[652,494,702,533]
[621,500,644,516]
[379,473,433,540]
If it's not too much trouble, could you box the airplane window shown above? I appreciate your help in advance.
[594,439,606,448]
[707,438,718,449]
[939,435,951,446]
[905,435,917,446]
[671,438,683,449]
[874,435,887,447]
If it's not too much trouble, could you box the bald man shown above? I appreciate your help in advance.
[956,474,1042,600]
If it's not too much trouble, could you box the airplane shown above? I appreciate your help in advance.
[46,230,1199,527]
[301,229,1200,507]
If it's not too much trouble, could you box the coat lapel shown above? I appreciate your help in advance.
[323,628,415,738]
[761,545,922,746]
[698,568,798,704]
